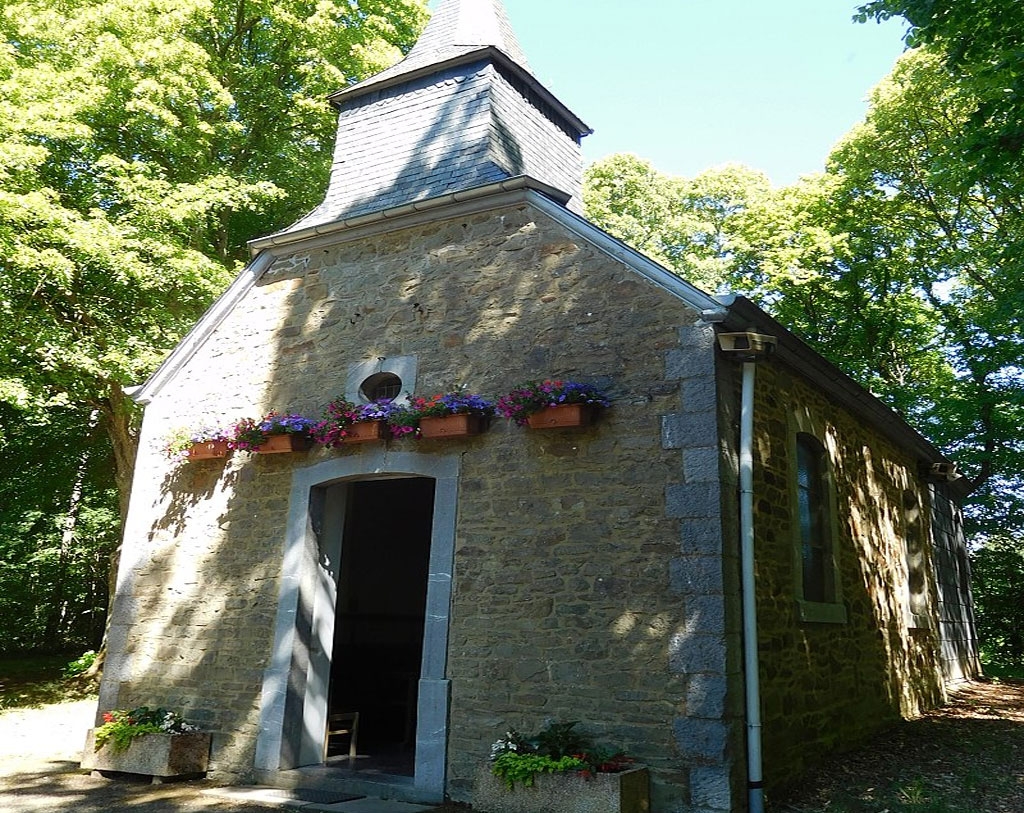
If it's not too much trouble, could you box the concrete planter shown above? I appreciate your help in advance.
[473,764,650,813]
[81,729,211,781]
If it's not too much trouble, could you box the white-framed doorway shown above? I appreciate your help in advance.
[255,451,459,801]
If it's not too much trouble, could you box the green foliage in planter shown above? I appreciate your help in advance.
[489,720,633,789]
[532,720,590,758]
[94,706,198,752]
[491,752,586,789]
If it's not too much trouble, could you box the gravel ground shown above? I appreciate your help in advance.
[2,683,1021,813]
[0,700,441,813]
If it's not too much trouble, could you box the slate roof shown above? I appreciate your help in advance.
[272,0,590,237]
[335,0,533,97]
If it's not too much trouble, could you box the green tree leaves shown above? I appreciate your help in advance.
[583,49,1023,538]
[0,0,428,651]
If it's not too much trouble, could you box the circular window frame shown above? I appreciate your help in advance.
[360,372,403,403]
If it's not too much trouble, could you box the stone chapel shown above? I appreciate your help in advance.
[92,1,980,810]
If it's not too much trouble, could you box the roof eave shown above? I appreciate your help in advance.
[248,175,571,255]
[717,295,971,496]
[327,46,592,138]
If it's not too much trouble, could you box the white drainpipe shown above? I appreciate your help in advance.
[717,331,776,813]
[740,360,764,813]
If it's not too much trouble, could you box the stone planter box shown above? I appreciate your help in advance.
[81,729,211,781]
[473,765,650,813]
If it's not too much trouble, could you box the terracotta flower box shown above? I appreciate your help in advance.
[344,420,387,443]
[419,413,486,438]
[81,729,211,781]
[187,440,230,460]
[254,434,314,454]
[526,403,593,429]
[473,764,650,813]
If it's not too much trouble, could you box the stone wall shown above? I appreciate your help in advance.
[102,199,741,811]
[740,360,949,793]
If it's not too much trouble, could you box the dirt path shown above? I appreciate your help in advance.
[771,679,1024,812]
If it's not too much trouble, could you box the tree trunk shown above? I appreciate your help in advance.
[88,383,141,678]
[42,412,99,650]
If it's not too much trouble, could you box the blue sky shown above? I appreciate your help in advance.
[487,1,909,186]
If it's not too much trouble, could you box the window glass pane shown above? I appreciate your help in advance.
[797,434,828,603]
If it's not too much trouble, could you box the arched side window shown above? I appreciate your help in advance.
[788,411,846,624]
[904,488,930,627]
[796,433,830,604]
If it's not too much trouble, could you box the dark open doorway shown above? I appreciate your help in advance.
[327,477,435,775]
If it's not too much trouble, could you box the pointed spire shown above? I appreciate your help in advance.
[280,0,591,234]
[402,0,532,72]
[334,0,534,101]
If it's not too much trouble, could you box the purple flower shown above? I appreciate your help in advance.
[496,380,611,425]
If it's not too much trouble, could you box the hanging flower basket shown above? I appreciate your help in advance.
[254,434,314,454]
[526,403,593,430]
[187,440,230,460]
[420,413,486,438]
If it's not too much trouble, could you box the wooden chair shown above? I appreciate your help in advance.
[323,711,359,761]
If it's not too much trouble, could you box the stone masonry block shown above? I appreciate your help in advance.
[662,412,717,451]
[680,519,723,556]
[673,717,729,763]
[670,557,724,597]
[681,376,718,413]
[665,348,711,381]
[669,632,727,675]
[690,766,733,811]
[684,447,720,483]
[678,322,718,352]
[661,414,684,450]
[666,483,720,519]
[686,674,728,719]
[684,595,728,635]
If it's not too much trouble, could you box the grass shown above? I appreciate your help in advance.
[0,652,98,710]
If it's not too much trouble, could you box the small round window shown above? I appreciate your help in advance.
[360,372,402,402]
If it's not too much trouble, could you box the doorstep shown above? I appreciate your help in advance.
[201,787,438,812]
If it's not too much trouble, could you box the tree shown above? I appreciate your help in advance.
[583,51,1023,538]
[0,404,118,652]
[0,0,428,652]
[0,0,428,525]
[855,0,1024,185]
[821,50,1024,535]
[971,535,1024,667]
[584,155,775,293]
